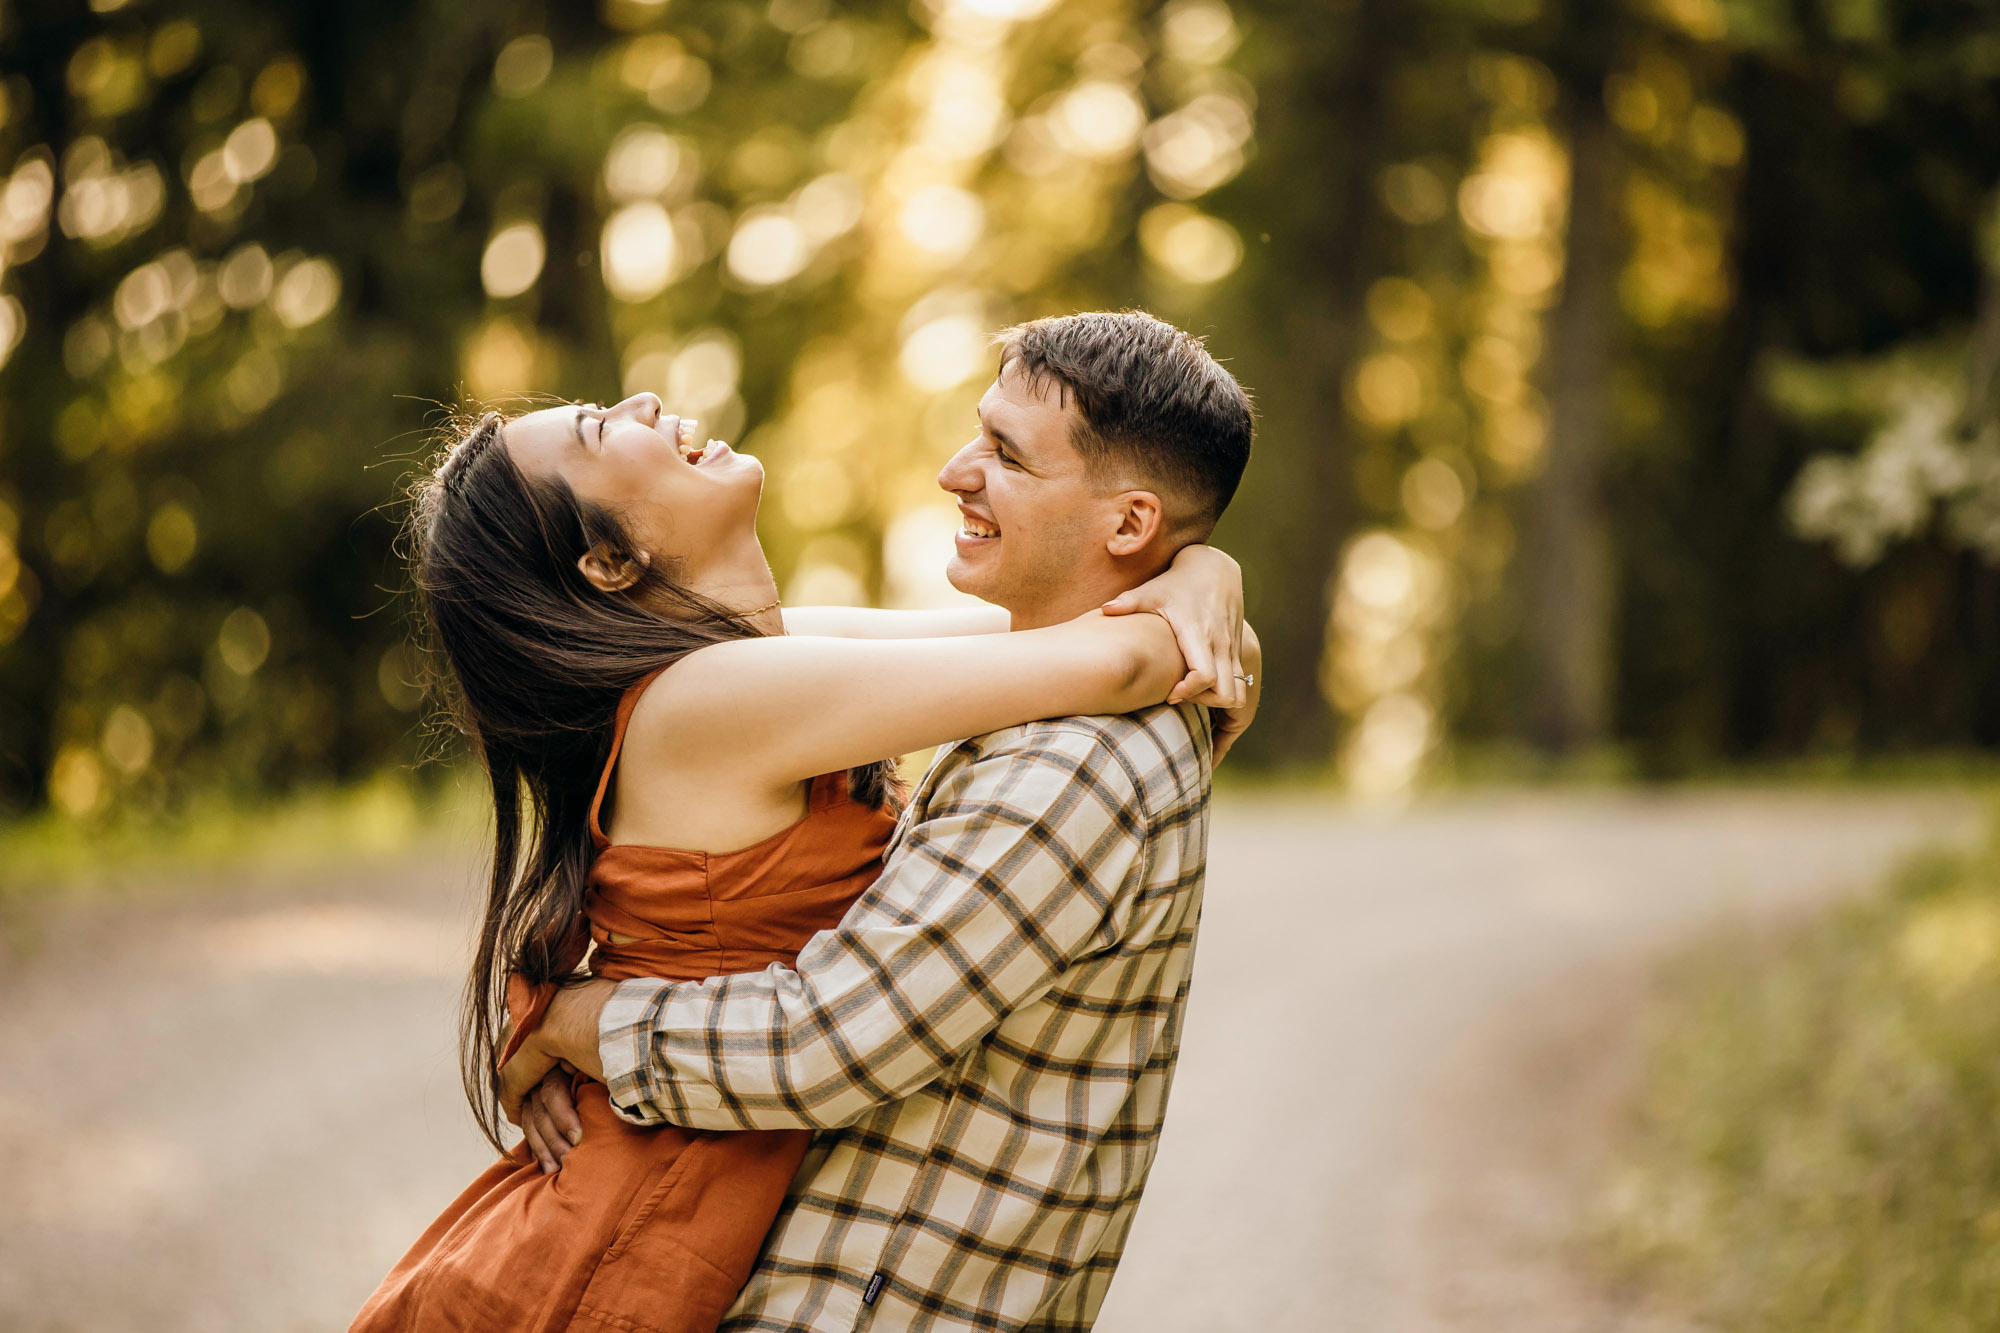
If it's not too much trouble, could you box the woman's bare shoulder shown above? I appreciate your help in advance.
[622,638,781,742]
[620,641,752,760]
[611,644,805,844]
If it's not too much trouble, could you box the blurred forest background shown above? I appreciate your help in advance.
[3,0,1999,824]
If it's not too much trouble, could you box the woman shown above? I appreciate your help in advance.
[352,392,1253,1332]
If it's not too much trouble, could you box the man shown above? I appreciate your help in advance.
[506,310,1257,1331]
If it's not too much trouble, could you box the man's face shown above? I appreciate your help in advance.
[938,363,1115,622]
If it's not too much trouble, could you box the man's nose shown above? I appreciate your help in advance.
[938,440,980,495]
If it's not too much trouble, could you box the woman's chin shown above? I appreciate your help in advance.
[710,449,764,486]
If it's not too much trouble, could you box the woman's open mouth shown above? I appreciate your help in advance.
[671,418,731,467]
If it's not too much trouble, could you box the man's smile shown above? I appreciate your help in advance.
[956,505,1000,545]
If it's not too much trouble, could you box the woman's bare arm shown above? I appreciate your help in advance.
[784,545,1249,702]
[628,611,1185,797]
[780,605,1009,638]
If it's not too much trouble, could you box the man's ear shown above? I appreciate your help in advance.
[576,542,650,593]
[1106,489,1166,558]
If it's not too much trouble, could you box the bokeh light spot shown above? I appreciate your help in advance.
[481,222,546,299]
[604,125,690,202]
[897,186,985,260]
[102,705,154,776]
[271,256,340,327]
[1143,92,1253,199]
[667,330,742,417]
[216,607,271,675]
[217,243,274,308]
[221,118,278,184]
[0,295,23,371]
[955,0,1059,19]
[1402,458,1468,531]
[726,210,810,287]
[794,173,864,244]
[146,501,198,573]
[900,314,989,392]
[493,35,554,98]
[1366,277,1433,342]
[1459,172,1544,239]
[251,55,306,119]
[1379,161,1448,225]
[1139,203,1242,284]
[1161,0,1241,64]
[1051,81,1146,161]
[49,745,107,819]
[602,202,681,301]
[462,318,538,399]
[1352,354,1424,427]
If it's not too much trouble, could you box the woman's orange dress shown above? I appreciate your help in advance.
[351,675,897,1333]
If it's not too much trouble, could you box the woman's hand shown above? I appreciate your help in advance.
[1101,545,1247,708]
[1206,621,1260,764]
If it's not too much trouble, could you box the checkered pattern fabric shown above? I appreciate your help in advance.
[597,703,1213,1332]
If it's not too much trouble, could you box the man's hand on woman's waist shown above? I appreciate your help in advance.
[497,976,616,1172]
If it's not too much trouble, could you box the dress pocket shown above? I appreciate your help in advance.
[570,1130,812,1333]
[600,1132,713,1263]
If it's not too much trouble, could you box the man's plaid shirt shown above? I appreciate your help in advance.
[597,702,1212,1332]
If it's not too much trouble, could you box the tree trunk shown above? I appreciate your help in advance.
[1525,95,1618,754]
[1224,0,1391,768]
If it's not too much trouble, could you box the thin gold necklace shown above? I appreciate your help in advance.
[741,596,782,618]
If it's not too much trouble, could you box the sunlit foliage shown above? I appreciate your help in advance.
[2,0,1997,819]
[0,0,1260,819]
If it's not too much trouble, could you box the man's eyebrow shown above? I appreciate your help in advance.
[979,410,1016,450]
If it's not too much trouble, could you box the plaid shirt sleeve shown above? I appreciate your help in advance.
[596,721,1153,1132]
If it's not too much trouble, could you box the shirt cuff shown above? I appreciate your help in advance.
[597,976,676,1126]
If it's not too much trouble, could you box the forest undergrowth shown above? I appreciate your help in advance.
[1602,815,2000,1331]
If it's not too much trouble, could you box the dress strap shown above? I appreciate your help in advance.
[588,667,670,848]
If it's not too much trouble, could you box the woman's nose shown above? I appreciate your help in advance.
[613,392,662,425]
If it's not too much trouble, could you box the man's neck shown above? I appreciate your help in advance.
[1004,557,1171,631]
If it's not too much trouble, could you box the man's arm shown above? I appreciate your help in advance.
[540,723,1151,1136]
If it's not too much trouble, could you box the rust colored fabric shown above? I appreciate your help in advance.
[352,671,897,1333]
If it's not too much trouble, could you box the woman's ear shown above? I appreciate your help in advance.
[576,542,650,593]
[1106,490,1166,558]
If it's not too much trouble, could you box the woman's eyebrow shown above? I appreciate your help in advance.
[571,408,587,449]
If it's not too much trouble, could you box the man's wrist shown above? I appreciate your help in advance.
[545,978,617,1076]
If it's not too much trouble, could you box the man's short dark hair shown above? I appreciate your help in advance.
[994,310,1254,538]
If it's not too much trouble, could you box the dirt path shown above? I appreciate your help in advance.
[0,789,1978,1332]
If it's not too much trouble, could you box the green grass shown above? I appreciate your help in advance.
[1444,741,2000,790]
[0,767,485,896]
[1600,820,2000,1331]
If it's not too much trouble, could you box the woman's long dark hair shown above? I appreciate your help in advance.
[410,411,898,1150]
